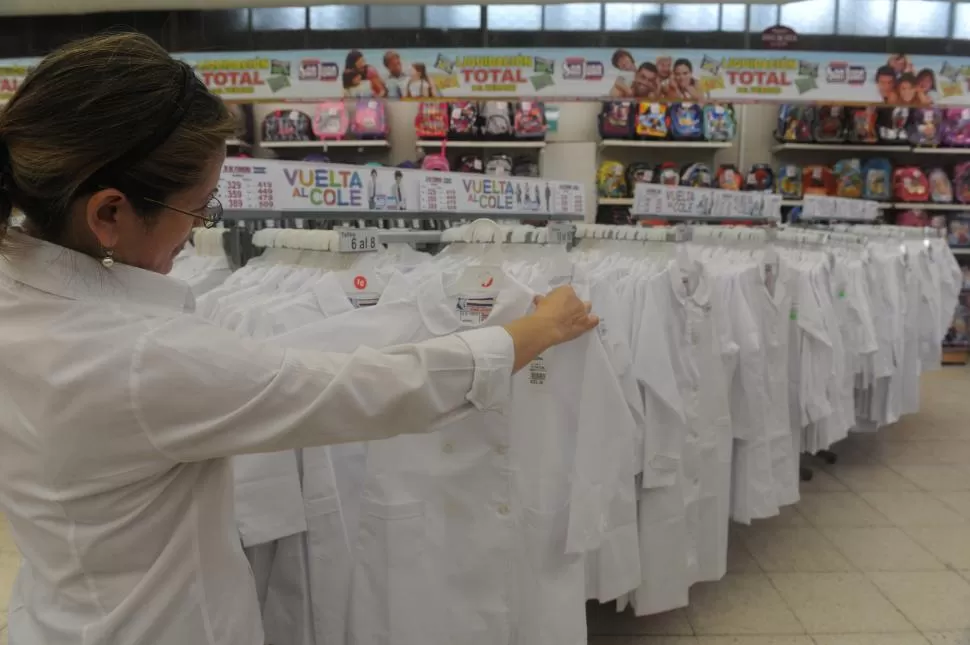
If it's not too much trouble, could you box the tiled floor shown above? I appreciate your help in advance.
[588,366,970,645]
[0,370,968,645]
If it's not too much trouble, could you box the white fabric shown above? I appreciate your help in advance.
[0,231,515,645]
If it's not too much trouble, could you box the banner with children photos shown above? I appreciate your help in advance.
[177,48,970,107]
[3,48,970,106]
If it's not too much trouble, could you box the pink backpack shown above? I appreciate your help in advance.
[943,108,970,147]
[351,99,388,139]
[312,101,349,140]
[421,141,451,172]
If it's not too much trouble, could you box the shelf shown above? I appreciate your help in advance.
[894,203,970,212]
[772,143,911,153]
[781,199,892,209]
[416,140,546,149]
[599,140,733,149]
[260,140,390,149]
[952,247,970,256]
[598,198,634,206]
[226,138,250,147]
[911,147,970,155]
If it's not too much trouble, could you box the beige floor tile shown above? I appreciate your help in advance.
[928,441,970,466]
[740,528,854,573]
[588,637,699,645]
[829,464,920,493]
[587,604,694,636]
[859,492,969,527]
[695,638,813,645]
[725,538,761,574]
[869,571,970,631]
[0,627,6,645]
[934,492,970,520]
[733,506,809,534]
[924,631,970,645]
[890,465,970,492]
[811,635,930,645]
[905,526,970,570]
[795,493,891,528]
[799,468,848,493]
[876,442,946,467]
[821,527,944,572]
[768,572,913,634]
[0,551,19,618]
[685,574,803,636]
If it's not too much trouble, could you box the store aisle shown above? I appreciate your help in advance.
[588,367,970,645]
[0,370,967,645]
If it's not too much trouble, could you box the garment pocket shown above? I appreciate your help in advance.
[350,499,431,645]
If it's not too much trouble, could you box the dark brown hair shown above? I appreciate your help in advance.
[0,32,235,244]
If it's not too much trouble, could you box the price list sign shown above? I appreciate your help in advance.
[552,181,586,218]
[634,184,713,218]
[218,162,276,211]
[418,175,459,213]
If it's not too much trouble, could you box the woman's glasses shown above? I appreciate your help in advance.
[144,194,223,229]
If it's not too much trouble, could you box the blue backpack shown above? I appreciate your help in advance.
[703,104,736,142]
[862,158,893,201]
[670,103,703,140]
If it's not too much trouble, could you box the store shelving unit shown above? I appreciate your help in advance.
[772,142,912,153]
[415,141,546,149]
[598,197,634,206]
[599,140,733,149]
[260,140,391,149]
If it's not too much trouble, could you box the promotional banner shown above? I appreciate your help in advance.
[633,183,783,220]
[180,48,970,106]
[220,158,586,218]
[5,48,970,105]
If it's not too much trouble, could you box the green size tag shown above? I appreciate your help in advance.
[790,308,798,321]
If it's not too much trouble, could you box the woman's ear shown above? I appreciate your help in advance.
[84,188,129,250]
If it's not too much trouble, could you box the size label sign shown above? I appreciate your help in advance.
[547,221,576,246]
[337,228,381,253]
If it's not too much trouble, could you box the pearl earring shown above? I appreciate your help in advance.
[101,249,115,268]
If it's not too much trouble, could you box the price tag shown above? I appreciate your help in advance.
[547,221,575,246]
[802,195,837,220]
[337,228,381,253]
[761,194,783,221]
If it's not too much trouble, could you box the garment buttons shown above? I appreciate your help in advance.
[442,442,454,454]
[497,503,510,516]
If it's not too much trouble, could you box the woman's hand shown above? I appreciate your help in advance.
[502,286,599,373]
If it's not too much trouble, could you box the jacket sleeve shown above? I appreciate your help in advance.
[130,316,514,462]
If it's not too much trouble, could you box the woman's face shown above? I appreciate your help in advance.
[354,56,367,71]
[86,153,224,275]
[899,81,916,103]
[410,65,421,80]
[919,76,932,92]
[616,55,635,72]
[673,64,692,88]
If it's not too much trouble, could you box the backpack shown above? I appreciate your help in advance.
[262,109,316,142]
[803,165,835,196]
[415,102,449,139]
[943,108,970,147]
[954,162,970,203]
[893,166,930,202]
[657,162,680,186]
[778,165,803,199]
[599,101,634,139]
[814,105,846,143]
[834,158,864,199]
[847,107,879,144]
[635,103,669,139]
[928,167,954,203]
[878,107,910,143]
[670,103,703,140]
[776,105,814,142]
[303,153,330,163]
[897,210,930,227]
[312,101,349,140]
[715,164,742,190]
[702,104,736,142]
[862,158,893,201]
[681,162,712,188]
[351,99,388,139]
[513,101,547,139]
[512,157,539,177]
[421,141,451,172]
[457,155,483,174]
[597,161,627,198]
[481,101,513,138]
[625,163,654,196]
[448,102,479,139]
[745,164,774,192]
[909,108,943,147]
[485,154,513,176]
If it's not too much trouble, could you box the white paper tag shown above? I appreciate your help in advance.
[456,296,495,325]
[547,221,575,246]
[337,228,380,253]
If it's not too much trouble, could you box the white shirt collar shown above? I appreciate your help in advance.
[0,230,195,314]
[417,270,535,336]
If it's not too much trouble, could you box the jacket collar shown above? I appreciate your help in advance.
[0,229,195,314]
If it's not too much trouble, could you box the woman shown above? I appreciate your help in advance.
[666,58,703,101]
[345,49,387,97]
[0,33,597,645]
